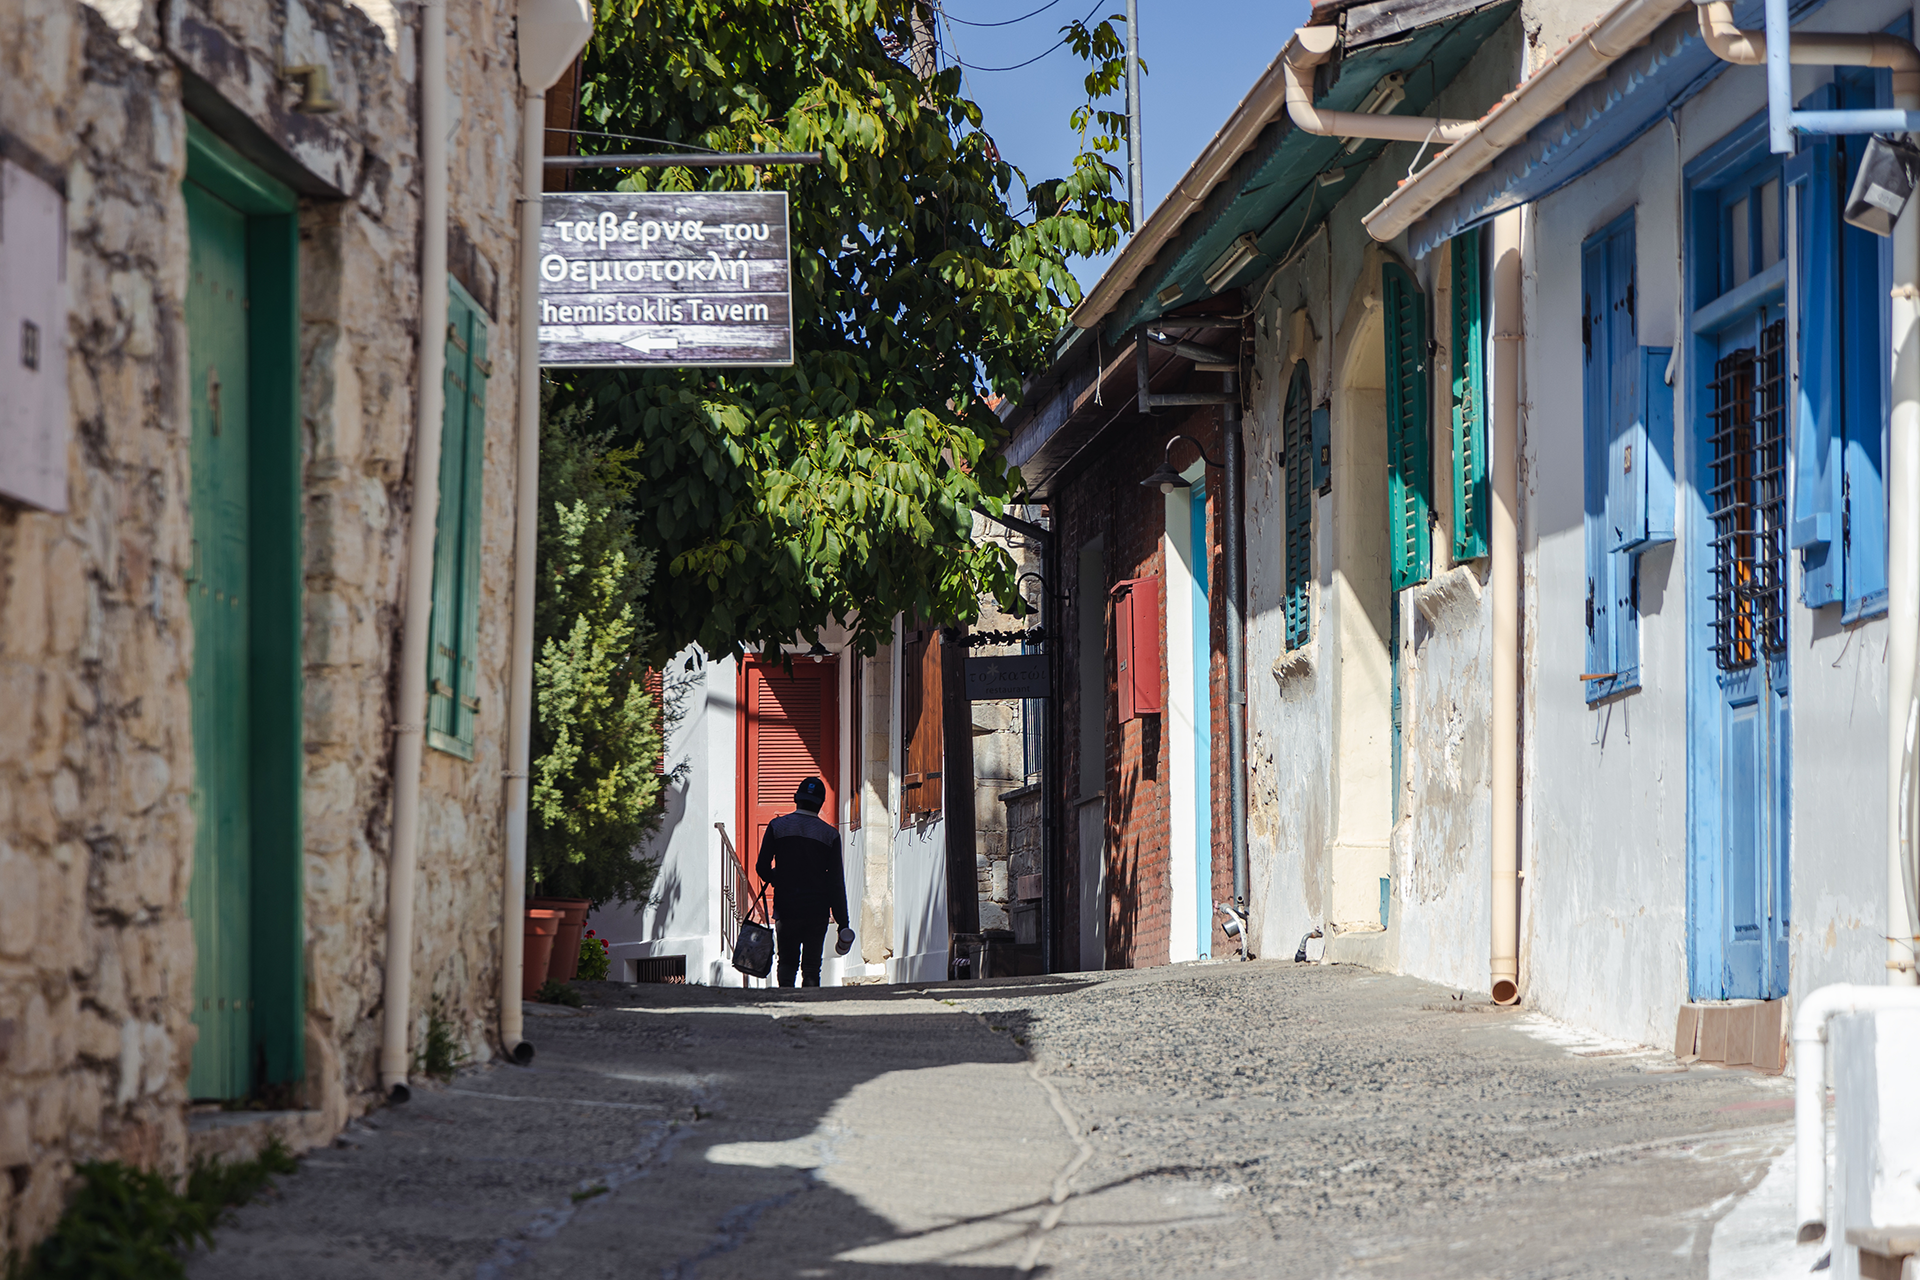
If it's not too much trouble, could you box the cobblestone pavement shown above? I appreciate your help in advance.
[189,961,1794,1280]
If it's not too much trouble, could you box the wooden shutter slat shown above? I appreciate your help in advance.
[1450,230,1489,560]
[1384,262,1432,591]
[1282,361,1313,650]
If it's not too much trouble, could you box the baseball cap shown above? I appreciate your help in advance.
[794,777,826,811]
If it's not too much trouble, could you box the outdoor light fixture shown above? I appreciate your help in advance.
[806,641,831,662]
[1141,433,1225,494]
[1204,233,1263,292]
[1343,72,1408,153]
[1845,134,1920,237]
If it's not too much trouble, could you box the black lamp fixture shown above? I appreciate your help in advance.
[1141,433,1224,494]
[806,640,831,662]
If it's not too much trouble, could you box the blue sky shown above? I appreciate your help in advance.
[935,0,1313,288]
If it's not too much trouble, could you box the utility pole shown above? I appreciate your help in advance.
[910,0,938,86]
[1124,0,1144,229]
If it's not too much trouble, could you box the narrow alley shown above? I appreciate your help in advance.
[189,963,1797,1280]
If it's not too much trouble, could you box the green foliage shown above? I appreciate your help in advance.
[414,1000,468,1082]
[548,0,1135,659]
[531,396,667,907]
[578,931,612,981]
[24,1141,295,1279]
[535,980,585,1008]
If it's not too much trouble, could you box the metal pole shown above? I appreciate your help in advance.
[542,151,824,169]
[1222,374,1248,914]
[1763,0,1793,153]
[1125,0,1145,230]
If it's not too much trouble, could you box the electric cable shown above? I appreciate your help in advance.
[944,0,1106,71]
[938,0,1068,26]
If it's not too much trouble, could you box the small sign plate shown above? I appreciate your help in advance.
[965,654,1051,701]
[538,191,792,367]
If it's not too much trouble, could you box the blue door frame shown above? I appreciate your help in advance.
[1684,112,1793,1001]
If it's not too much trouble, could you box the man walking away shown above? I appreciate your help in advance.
[755,777,854,987]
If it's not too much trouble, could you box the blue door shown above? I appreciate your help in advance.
[1191,480,1212,957]
[1687,144,1792,1000]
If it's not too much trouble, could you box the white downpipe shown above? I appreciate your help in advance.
[382,0,449,1101]
[1284,28,1476,146]
[505,0,593,1062]
[1792,985,1920,1240]
[1687,0,1920,988]
[500,89,543,1065]
[1489,211,1522,1005]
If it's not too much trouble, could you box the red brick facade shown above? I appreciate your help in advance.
[1053,389,1236,970]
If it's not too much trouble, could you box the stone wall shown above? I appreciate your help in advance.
[0,0,530,1258]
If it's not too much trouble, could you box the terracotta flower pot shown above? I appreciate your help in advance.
[523,909,561,1000]
[529,897,592,982]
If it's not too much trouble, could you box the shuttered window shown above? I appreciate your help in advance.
[1450,230,1489,560]
[1282,361,1313,650]
[427,278,489,758]
[1384,262,1432,590]
[1581,213,1642,702]
[900,625,944,825]
[1790,72,1891,621]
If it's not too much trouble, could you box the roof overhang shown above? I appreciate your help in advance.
[1362,0,1828,255]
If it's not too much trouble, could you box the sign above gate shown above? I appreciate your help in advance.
[964,654,1051,701]
[538,191,792,368]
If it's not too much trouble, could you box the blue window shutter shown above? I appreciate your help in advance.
[1384,262,1432,590]
[1582,235,1612,693]
[1838,85,1890,620]
[1450,229,1489,559]
[1787,120,1842,607]
[455,300,490,743]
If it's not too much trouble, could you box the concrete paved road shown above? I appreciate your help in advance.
[190,961,1794,1279]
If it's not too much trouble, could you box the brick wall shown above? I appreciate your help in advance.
[1052,381,1234,971]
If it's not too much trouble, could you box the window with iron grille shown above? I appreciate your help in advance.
[1707,320,1789,670]
[1282,361,1313,650]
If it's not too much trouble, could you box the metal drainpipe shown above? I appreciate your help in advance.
[1124,0,1144,231]
[381,0,449,1102]
[1489,211,1523,1005]
[1222,374,1249,917]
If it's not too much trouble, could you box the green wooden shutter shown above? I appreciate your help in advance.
[428,278,488,758]
[1282,361,1313,650]
[1384,262,1432,590]
[1449,231,1489,560]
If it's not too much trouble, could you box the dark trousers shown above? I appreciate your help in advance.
[776,911,829,987]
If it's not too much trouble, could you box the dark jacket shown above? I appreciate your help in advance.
[755,811,848,925]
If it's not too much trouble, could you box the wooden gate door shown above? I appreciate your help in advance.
[186,179,254,1098]
[738,660,839,911]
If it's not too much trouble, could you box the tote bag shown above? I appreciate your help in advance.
[732,884,774,979]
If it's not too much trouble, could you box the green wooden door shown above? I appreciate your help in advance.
[186,180,254,1099]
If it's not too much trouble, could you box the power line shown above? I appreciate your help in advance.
[938,0,1068,27]
[942,0,1105,72]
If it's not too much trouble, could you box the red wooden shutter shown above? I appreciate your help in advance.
[739,659,839,899]
[1112,577,1161,722]
[899,626,944,826]
[645,667,665,773]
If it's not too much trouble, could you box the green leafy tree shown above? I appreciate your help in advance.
[550,0,1134,659]
[530,397,666,906]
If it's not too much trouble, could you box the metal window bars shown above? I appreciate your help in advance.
[1707,319,1789,671]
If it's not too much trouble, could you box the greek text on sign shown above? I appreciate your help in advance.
[539,191,792,368]
[964,654,1051,701]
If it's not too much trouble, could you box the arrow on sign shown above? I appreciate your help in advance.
[621,334,680,353]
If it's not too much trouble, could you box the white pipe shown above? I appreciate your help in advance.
[1490,211,1522,1005]
[1791,984,1920,1240]
[1693,0,1920,88]
[1362,0,1691,243]
[505,0,593,1063]
[500,87,543,1066]
[382,0,449,1101]
[1284,28,1477,146]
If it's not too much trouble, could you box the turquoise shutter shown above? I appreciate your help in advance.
[428,278,488,758]
[1449,230,1489,559]
[1787,113,1842,606]
[1383,263,1431,590]
[1282,361,1313,650]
